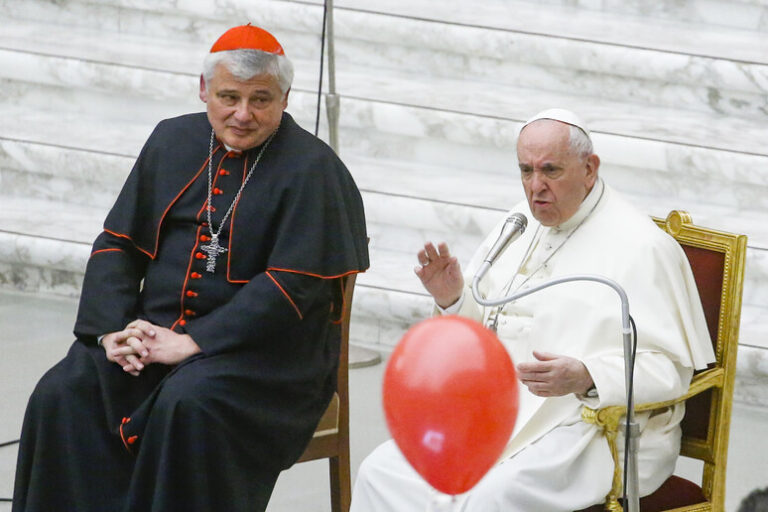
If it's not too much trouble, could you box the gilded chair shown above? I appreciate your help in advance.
[580,210,747,512]
[296,272,357,512]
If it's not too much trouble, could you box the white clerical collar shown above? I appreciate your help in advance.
[552,177,604,232]
[223,143,242,154]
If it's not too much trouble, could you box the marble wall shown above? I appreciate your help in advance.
[0,0,766,405]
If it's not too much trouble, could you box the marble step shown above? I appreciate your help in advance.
[1,17,767,162]
[4,129,766,308]
[0,0,766,408]
[5,71,768,197]
[6,0,767,66]
[3,102,768,262]
[0,191,498,298]
[3,202,765,407]
[3,99,768,259]
[513,0,768,31]
[0,195,437,349]
[1,196,766,408]
[2,2,767,122]
[2,17,767,195]
[1,193,765,313]
[3,15,768,149]
[306,0,768,64]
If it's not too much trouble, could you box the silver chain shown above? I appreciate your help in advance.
[205,127,278,240]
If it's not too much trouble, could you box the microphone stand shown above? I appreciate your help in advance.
[471,274,640,512]
[325,0,340,153]
[322,0,381,369]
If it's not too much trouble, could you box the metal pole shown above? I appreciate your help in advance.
[325,0,340,153]
[472,274,640,511]
[323,1,380,368]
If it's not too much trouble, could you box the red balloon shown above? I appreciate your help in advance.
[383,315,519,496]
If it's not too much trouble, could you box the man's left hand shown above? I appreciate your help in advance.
[517,351,594,397]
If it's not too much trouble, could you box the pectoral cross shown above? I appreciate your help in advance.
[200,234,227,273]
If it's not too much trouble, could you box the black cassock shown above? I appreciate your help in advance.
[13,112,369,512]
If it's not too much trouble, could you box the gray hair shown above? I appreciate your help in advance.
[568,125,593,159]
[738,487,768,512]
[202,49,294,95]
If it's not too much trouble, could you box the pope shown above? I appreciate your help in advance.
[351,109,713,511]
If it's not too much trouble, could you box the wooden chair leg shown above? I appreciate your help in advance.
[329,452,352,512]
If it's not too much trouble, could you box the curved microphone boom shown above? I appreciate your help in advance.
[473,213,528,283]
[468,212,640,511]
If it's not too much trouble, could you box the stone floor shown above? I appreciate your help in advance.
[0,290,766,511]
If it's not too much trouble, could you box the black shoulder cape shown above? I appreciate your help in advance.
[103,111,368,281]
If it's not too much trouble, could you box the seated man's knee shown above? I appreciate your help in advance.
[354,440,403,493]
[30,358,95,408]
[354,449,378,487]
[152,365,213,417]
[460,461,534,512]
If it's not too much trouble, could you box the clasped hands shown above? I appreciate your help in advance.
[102,320,201,376]
[415,241,594,397]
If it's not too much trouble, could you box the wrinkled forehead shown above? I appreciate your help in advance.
[517,120,571,156]
[211,63,281,88]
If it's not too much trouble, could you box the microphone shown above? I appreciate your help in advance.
[473,212,528,282]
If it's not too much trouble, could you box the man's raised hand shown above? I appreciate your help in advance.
[414,241,464,309]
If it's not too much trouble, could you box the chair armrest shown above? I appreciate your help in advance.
[582,367,723,433]
[635,367,724,414]
[581,367,724,510]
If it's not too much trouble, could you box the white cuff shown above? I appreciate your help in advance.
[436,295,464,315]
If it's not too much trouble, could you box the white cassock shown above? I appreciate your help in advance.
[351,179,715,511]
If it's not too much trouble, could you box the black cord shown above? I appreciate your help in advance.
[314,0,328,136]
[622,315,639,506]
[0,439,20,502]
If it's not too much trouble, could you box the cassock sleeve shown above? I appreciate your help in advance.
[72,124,163,344]
[73,230,150,344]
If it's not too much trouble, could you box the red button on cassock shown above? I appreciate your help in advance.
[200,235,210,242]
[213,188,223,195]
[184,309,196,316]
[127,436,138,445]
[179,319,187,326]
[219,169,230,176]
[186,290,198,297]
[191,272,202,279]
[195,252,206,260]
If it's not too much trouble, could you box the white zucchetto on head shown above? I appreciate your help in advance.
[520,108,591,138]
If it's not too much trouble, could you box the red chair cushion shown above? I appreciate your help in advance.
[639,475,706,511]
[575,475,705,512]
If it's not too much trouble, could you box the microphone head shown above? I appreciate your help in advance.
[508,212,528,232]
[483,212,528,265]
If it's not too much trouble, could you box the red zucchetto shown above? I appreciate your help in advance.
[209,23,285,55]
